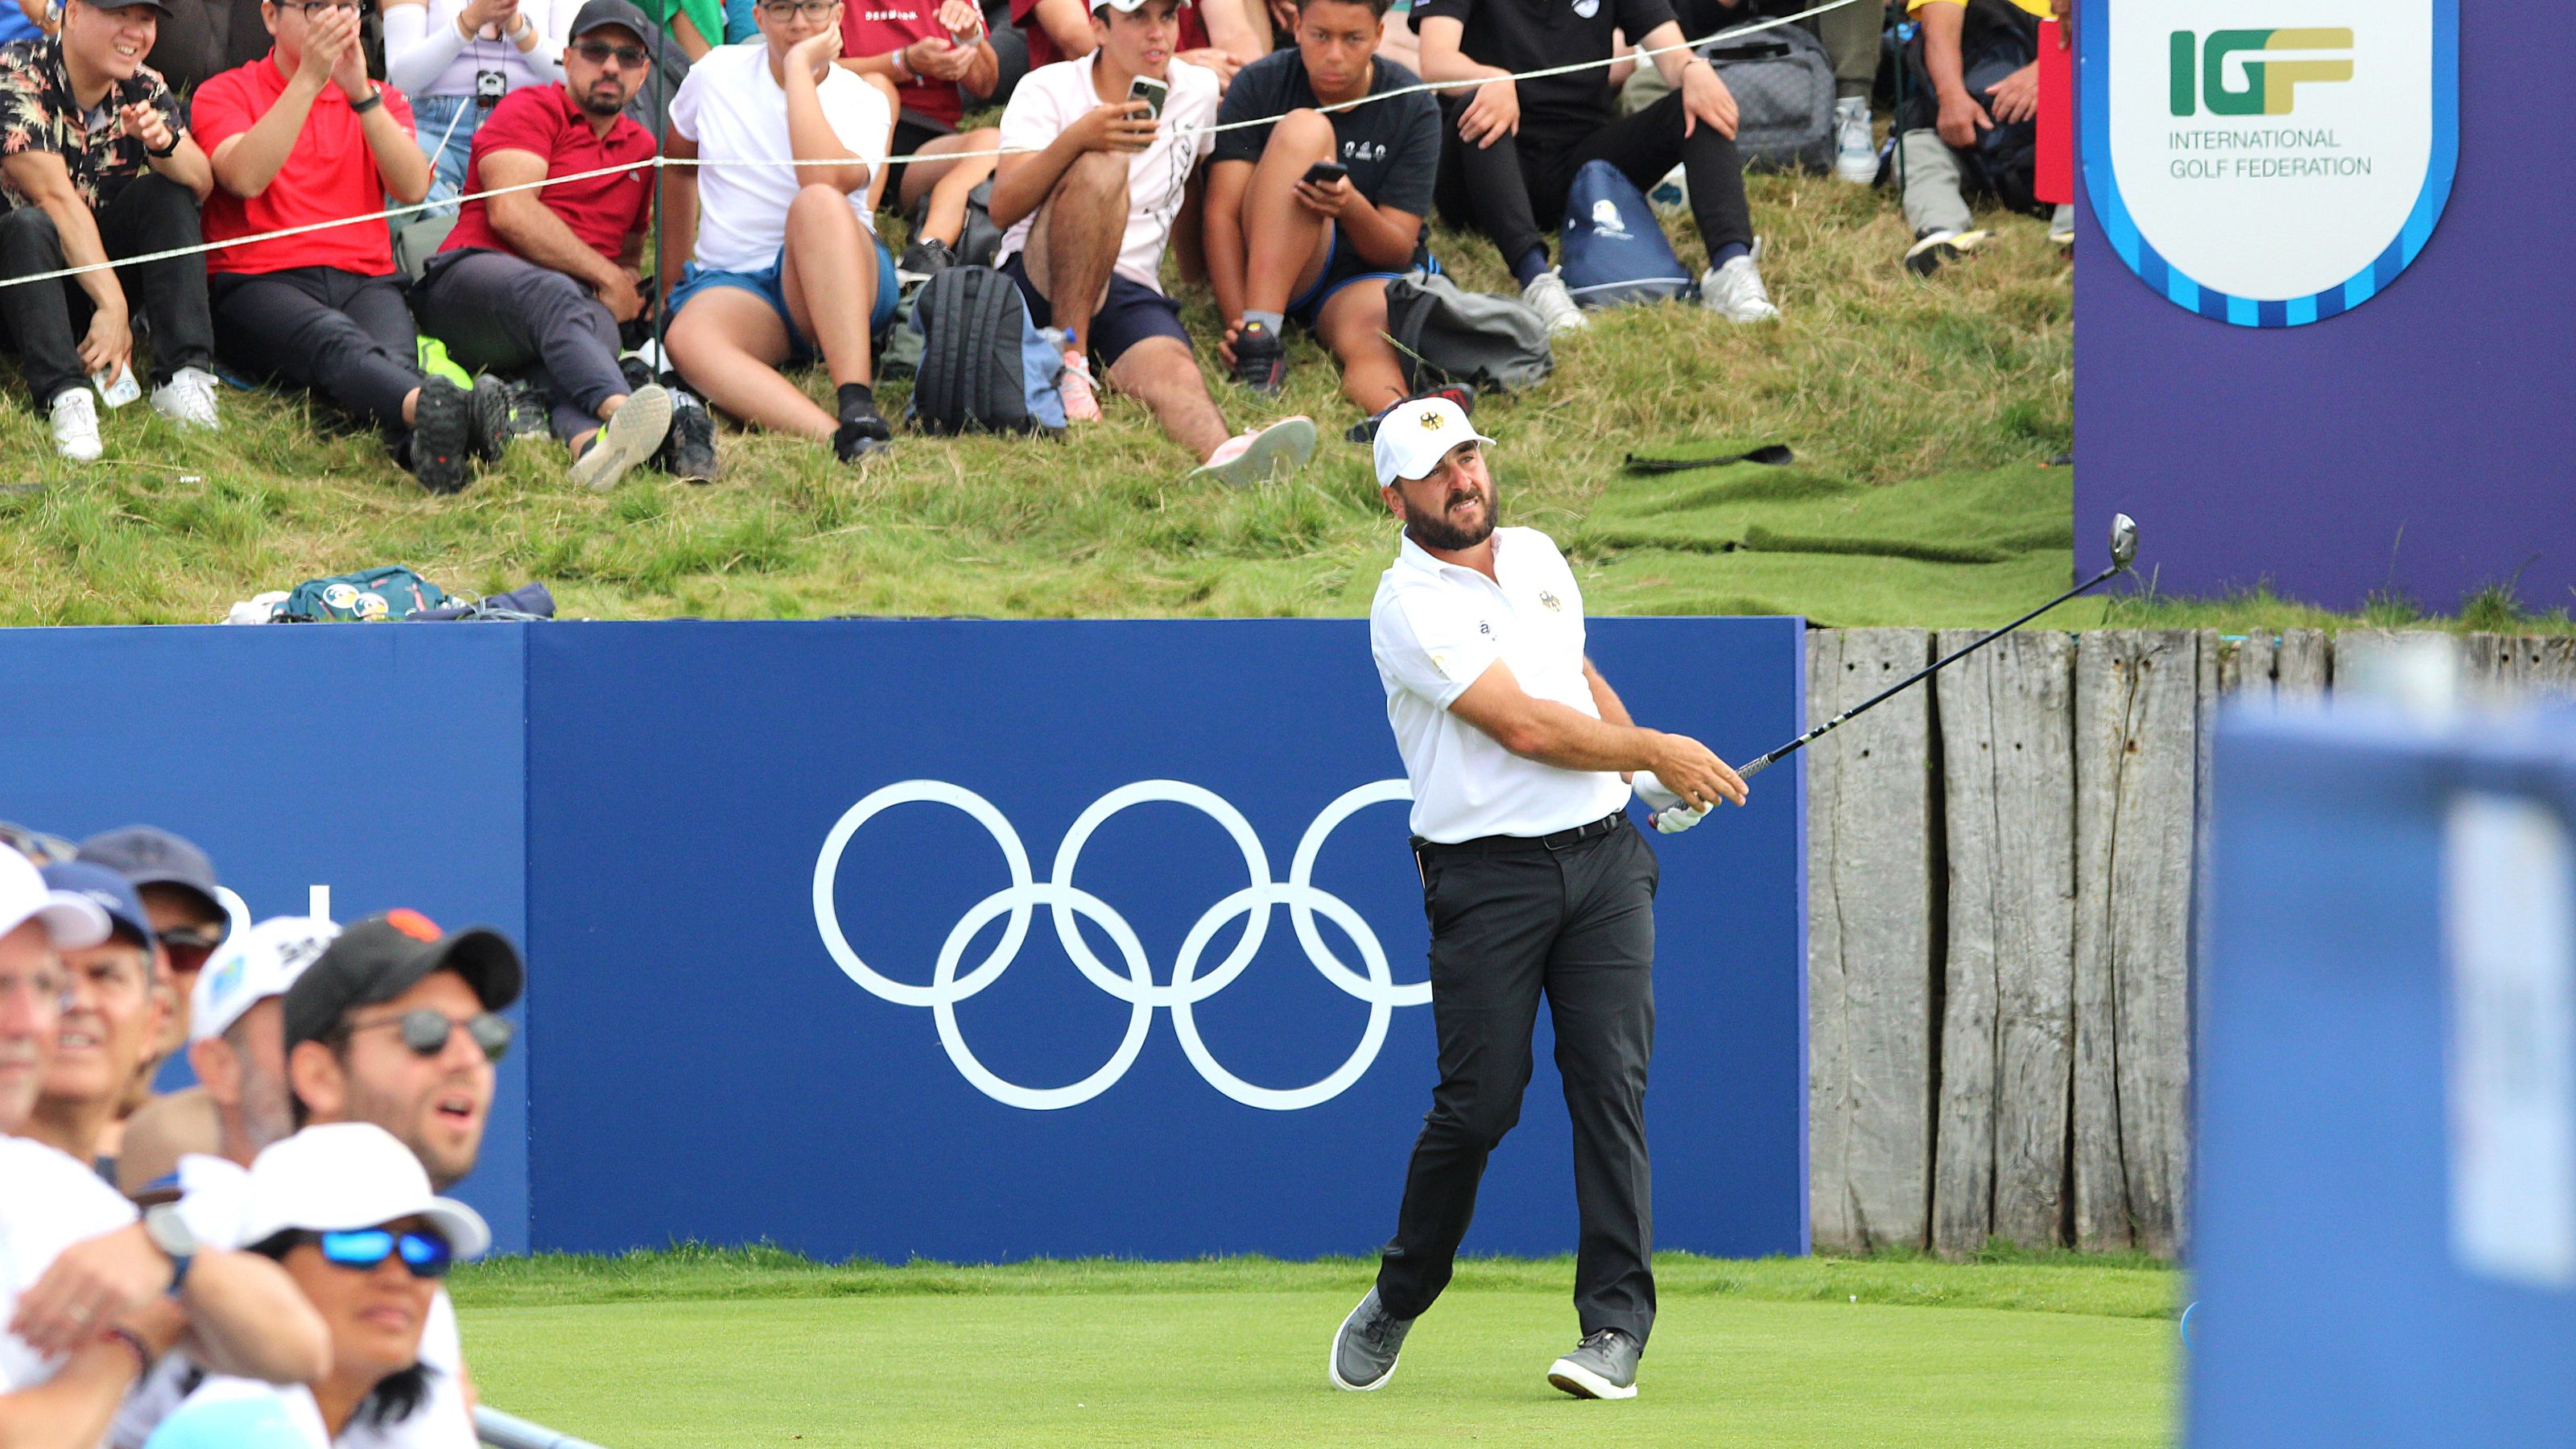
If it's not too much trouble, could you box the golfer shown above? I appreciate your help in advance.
[1331,398,1745,1401]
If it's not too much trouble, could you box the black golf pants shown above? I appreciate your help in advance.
[0,173,216,408]
[1434,89,1757,275]
[414,249,627,444]
[1377,816,1659,1345]
[208,265,423,438]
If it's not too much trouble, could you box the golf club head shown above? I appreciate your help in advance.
[2108,513,2139,572]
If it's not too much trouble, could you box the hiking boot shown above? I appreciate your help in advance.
[1521,267,1585,335]
[148,365,221,431]
[1328,1289,1413,1392]
[569,385,672,493]
[1187,415,1315,487]
[660,389,720,482]
[835,394,894,463]
[1345,385,1472,444]
[1700,254,1780,322]
[1547,1327,1641,1400]
[466,374,514,461]
[409,375,473,493]
[499,378,551,440]
[1904,226,1992,279]
[899,236,958,278]
[1057,347,1102,423]
[48,388,100,461]
[1832,96,1878,185]
[1231,319,1287,394]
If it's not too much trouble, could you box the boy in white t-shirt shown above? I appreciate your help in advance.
[660,0,904,460]
[990,0,1316,485]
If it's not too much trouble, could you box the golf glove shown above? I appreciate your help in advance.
[1633,771,1711,835]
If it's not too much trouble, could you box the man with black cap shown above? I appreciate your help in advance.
[79,825,229,1051]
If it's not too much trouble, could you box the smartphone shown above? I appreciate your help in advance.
[1127,75,1167,121]
[1302,160,1348,188]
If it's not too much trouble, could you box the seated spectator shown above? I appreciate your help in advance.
[1621,0,1885,185]
[0,0,224,460]
[1896,0,2062,276]
[1013,0,1263,85]
[194,0,510,492]
[1203,0,1438,423]
[139,1124,489,1449]
[658,0,899,462]
[991,0,1315,484]
[381,0,568,210]
[1418,0,1777,331]
[414,0,696,490]
[24,860,164,1175]
[835,0,1003,274]
[79,824,229,1088]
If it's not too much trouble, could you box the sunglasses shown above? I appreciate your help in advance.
[310,1228,455,1278]
[159,924,223,968]
[343,1007,512,1063]
[571,39,650,67]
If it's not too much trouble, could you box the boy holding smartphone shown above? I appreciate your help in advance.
[1202,0,1439,425]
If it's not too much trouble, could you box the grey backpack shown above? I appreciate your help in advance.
[1382,270,1554,394]
[1702,23,1837,172]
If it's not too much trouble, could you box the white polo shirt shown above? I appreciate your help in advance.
[995,53,1221,294]
[1370,526,1633,844]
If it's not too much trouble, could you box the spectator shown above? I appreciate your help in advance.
[834,0,1001,275]
[23,861,163,1176]
[1370,0,1410,71]
[658,0,899,462]
[381,0,568,211]
[0,0,223,460]
[1418,0,1777,332]
[1623,0,1887,185]
[991,0,1315,485]
[193,0,510,493]
[622,0,716,132]
[1895,0,2058,276]
[138,1124,489,1449]
[414,0,696,490]
[79,825,229,1076]
[1012,0,1264,85]
[1203,0,1438,422]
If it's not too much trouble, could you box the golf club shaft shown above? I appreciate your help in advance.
[1735,563,2126,781]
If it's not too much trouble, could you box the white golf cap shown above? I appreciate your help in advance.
[1092,0,1191,14]
[233,1122,491,1261]
[0,843,111,952]
[192,915,340,1045]
[1373,396,1495,488]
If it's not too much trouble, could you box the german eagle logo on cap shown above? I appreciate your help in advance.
[1419,410,1444,430]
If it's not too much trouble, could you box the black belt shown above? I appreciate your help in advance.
[1413,811,1628,857]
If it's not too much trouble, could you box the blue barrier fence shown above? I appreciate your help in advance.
[2,617,1808,1262]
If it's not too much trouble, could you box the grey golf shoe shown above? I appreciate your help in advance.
[1329,1288,1414,1391]
[1547,1327,1641,1400]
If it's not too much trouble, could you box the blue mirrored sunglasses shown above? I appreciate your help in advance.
[315,1228,454,1278]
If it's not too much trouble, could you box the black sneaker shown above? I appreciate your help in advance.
[1232,320,1287,395]
[661,390,720,482]
[1546,1327,1641,1400]
[408,375,473,494]
[465,374,514,462]
[620,353,659,394]
[835,395,893,464]
[1344,385,1475,444]
[899,236,957,277]
[500,378,550,441]
[1328,1288,1413,1392]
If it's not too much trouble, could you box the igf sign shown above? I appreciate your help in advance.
[2081,0,2457,327]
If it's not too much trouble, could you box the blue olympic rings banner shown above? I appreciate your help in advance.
[0,617,1808,1262]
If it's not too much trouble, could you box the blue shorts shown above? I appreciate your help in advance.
[667,236,898,361]
[1286,230,1438,331]
[1001,253,1188,368]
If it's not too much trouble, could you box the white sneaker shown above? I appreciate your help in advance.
[569,384,674,493]
[1699,254,1780,323]
[50,388,101,460]
[1832,97,1878,185]
[1057,347,1102,423]
[1187,415,1316,487]
[150,365,221,431]
[1521,267,1586,335]
[1904,227,1992,278]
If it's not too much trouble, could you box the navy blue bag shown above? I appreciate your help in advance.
[1559,160,1695,309]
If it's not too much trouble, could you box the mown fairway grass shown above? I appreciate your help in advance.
[451,1249,2178,1448]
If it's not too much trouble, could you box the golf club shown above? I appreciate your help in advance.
[1732,511,2140,783]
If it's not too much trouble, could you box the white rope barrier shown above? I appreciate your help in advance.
[0,0,1859,291]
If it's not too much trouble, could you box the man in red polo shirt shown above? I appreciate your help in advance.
[192,0,508,493]
[834,0,1001,274]
[411,0,704,492]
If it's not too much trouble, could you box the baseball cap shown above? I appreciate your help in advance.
[195,916,341,1045]
[233,1122,492,1260]
[77,825,225,929]
[1092,0,1192,14]
[38,861,155,953]
[1372,395,1495,488]
[284,910,523,1054]
[567,0,652,41]
[0,845,110,951]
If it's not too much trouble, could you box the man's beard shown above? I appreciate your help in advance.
[576,86,626,118]
[1402,481,1499,552]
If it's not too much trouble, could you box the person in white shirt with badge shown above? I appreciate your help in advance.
[1334,398,1744,1403]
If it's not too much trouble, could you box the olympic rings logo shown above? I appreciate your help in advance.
[812,779,1426,1113]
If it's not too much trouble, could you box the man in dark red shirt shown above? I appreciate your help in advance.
[411,0,700,491]
[194,0,506,492]
[834,0,1000,273]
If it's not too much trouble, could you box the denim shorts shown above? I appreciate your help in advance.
[667,236,899,361]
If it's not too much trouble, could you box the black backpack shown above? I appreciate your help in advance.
[1702,23,1838,172]
[904,266,1068,436]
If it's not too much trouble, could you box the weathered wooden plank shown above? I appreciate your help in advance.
[1806,629,1936,1253]
[1932,630,2077,1254]
[2521,637,2576,697]
[2221,633,2277,699]
[2274,627,2330,700]
[2462,633,2516,704]
[2071,631,2201,1256]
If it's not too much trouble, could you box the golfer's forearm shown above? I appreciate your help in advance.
[1456,687,1658,773]
[177,1251,329,1383]
[1584,661,1636,729]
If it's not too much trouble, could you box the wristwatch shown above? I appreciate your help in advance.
[142,1202,196,1293]
[144,126,181,159]
[350,84,386,114]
